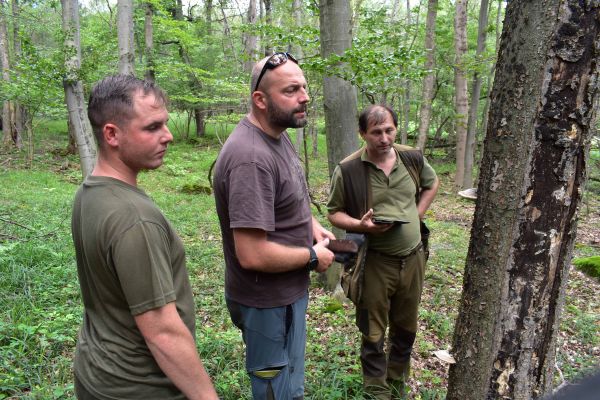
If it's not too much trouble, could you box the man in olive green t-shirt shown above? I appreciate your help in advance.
[70,75,218,400]
[327,105,439,400]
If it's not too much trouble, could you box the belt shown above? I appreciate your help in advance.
[368,242,423,260]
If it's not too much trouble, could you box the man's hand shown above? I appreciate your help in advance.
[312,238,335,273]
[312,216,336,242]
[359,209,394,234]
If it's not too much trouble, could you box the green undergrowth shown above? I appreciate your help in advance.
[0,125,598,399]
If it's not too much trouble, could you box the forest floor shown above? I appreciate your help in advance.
[0,128,598,399]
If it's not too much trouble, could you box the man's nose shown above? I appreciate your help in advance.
[298,87,310,103]
[162,126,173,143]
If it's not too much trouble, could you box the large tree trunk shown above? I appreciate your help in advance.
[117,0,135,75]
[415,0,438,150]
[61,0,97,178]
[463,0,490,189]
[453,0,469,190]
[319,0,359,176]
[319,0,359,293]
[447,1,599,399]
[243,0,258,72]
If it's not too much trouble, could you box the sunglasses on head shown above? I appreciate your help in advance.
[253,52,298,92]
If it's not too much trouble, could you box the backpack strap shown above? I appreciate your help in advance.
[394,143,424,202]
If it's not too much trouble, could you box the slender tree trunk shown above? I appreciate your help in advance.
[400,0,412,144]
[117,0,135,75]
[204,0,213,35]
[311,96,319,157]
[143,3,154,82]
[463,0,489,189]
[262,0,272,56]
[416,0,438,150]
[0,0,12,148]
[447,1,600,398]
[453,0,469,190]
[243,0,258,72]
[61,0,97,178]
[292,0,304,153]
[10,0,23,147]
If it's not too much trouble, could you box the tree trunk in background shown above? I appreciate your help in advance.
[447,1,599,398]
[61,0,97,178]
[10,0,23,147]
[415,0,438,150]
[144,3,154,82]
[400,0,411,144]
[243,0,258,72]
[479,0,504,165]
[0,0,13,148]
[319,0,359,293]
[262,0,272,56]
[319,0,359,176]
[453,0,468,190]
[463,0,489,189]
[292,0,304,153]
[205,0,213,36]
[117,0,135,75]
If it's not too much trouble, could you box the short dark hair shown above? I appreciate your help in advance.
[358,104,398,133]
[87,75,167,144]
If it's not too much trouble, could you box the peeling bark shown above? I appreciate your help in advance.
[447,0,599,399]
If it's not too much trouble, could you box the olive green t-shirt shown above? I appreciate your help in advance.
[71,176,194,399]
[327,149,437,256]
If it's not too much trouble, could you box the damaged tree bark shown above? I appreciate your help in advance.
[447,1,599,399]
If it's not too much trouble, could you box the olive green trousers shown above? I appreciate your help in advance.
[356,245,426,400]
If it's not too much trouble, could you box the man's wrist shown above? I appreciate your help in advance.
[306,247,318,271]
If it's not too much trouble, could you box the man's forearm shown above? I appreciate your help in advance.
[136,305,219,400]
[234,228,311,272]
[417,178,439,219]
[328,211,364,232]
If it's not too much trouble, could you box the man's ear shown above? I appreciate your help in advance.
[251,91,268,111]
[102,123,120,147]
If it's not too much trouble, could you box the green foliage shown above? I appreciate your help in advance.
[573,256,600,281]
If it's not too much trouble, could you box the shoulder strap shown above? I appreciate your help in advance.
[394,143,424,202]
[339,148,372,220]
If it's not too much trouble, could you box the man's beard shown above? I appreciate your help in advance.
[266,97,308,129]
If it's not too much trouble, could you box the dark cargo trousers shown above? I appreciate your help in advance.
[356,245,426,399]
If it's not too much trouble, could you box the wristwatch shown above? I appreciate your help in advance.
[306,247,319,271]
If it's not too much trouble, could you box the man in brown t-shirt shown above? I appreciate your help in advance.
[213,53,335,399]
[71,75,217,400]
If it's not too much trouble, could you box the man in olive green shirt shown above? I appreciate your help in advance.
[71,75,218,400]
[327,105,439,399]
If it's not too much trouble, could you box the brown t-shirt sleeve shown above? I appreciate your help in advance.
[227,162,276,232]
[111,220,176,315]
